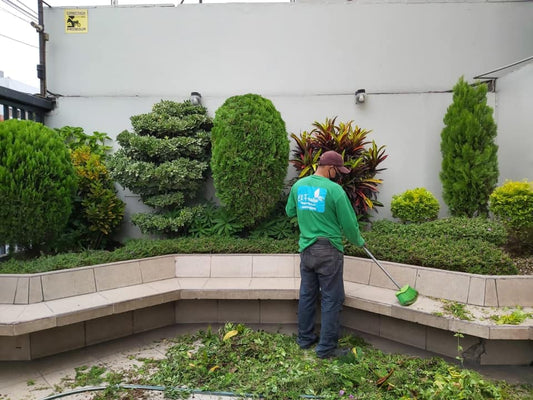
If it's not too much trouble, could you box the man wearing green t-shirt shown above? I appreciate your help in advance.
[286,150,365,359]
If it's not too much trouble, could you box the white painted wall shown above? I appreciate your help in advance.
[494,62,533,184]
[42,1,533,239]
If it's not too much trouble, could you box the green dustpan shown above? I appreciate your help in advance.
[363,247,419,307]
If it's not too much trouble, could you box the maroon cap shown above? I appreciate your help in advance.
[318,151,350,174]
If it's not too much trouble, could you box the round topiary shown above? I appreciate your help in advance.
[211,94,289,228]
[391,187,440,223]
[0,119,77,252]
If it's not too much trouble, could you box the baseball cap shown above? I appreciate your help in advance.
[318,151,350,174]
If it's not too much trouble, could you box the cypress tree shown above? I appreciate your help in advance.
[440,77,498,217]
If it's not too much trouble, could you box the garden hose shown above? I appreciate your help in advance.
[39,384,323,399]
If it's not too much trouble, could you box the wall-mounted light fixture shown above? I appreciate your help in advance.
[355,89,366,104]
[190,92,202,105]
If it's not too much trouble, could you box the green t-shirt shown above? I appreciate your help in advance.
[285,175,365,252]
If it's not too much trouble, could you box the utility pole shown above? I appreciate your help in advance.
[36,0,46,97]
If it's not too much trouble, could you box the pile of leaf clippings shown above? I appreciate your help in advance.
[142,324,531,400]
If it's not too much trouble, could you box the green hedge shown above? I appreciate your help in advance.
[370,217,507,246]
[0,217,517,275]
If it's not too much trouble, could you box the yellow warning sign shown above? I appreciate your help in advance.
[65,9,88,33]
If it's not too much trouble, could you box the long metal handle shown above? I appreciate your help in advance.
[363,246,401,290]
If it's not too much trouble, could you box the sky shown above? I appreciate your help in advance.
[0,0,286,90]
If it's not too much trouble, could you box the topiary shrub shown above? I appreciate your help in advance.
[289,117,387,220]
[108,100,212,235]
[0,119,77,254]
[489,180,533,254]
[211,94,289,228]
[440,77,498,217]
[391,187,440,223]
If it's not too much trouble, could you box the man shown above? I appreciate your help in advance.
[286,150,365,359]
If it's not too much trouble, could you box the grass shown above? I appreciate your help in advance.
[55,324,533,400]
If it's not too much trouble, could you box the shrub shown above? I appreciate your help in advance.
[0,119,77,253]
[348,234,516,275]
[352,217,515,275]
[211,94,289,228]
[108,100,212,235]
[289,117,387,220]
[53,126,125,251]
[440,77,498,217]
[371,217,508,246]
[489,180,533,253]
[391,188,439,223]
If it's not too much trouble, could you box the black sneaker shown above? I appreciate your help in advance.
[317,347,350,359]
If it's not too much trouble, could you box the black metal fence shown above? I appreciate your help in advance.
[0,86,54,123]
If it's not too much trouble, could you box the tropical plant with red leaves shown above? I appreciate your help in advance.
[289,117,387,220]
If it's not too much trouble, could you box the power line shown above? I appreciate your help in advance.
[0,4,33,23]
[12,0,37,18]
[0,32,38,48]
[0,0,37,22]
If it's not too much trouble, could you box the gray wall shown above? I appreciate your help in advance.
[43,1,533,239]
[495,62,533,183]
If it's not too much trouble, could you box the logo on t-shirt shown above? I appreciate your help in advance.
[297,186,327,213]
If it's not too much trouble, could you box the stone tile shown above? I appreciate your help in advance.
[177,277,208,289]
[252,255,295,277]
[260,300,298,324]
[344,256,372,284]
[0,303,24,324]
[449,319,490,339]
[175,255,211,277]
[139,256,175,282]
[345,282,396,315]
[14,277,29,304]
[41,269,96,301]
[28,276,43,304]
[489,326,531,340]
[210,255,253,278]
[481,340,533,365]
[249,278,296,290]
[341,308,380,336]
[94,261,142,291]
[133,303,175,333]
[344,296,392,317]
[426,327,482,361]
[467,276,486,306]
[293,254,301,278]
[30,323,86,359]
[496,277,533,307]
[86,312,133,346]
[203,277,251,290]
[380,315,427,350]
[146,276,181,289]
[415,269,470,303]
[99,284,177,315]
[0,334,31,361]
[369,261,417,292]
[45,293,113,326]
[218,300,260,323]
[12,303,57,336]
[484,279,499,307]
[0,276,18,303]
[175,299,218,323]
[391,299,449,330]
